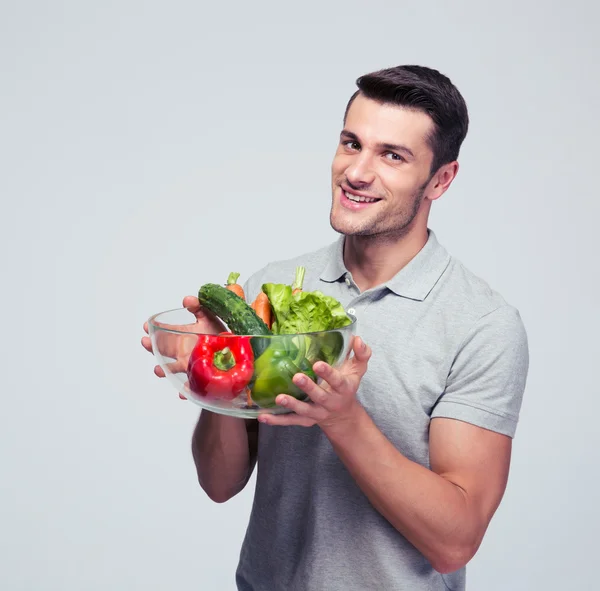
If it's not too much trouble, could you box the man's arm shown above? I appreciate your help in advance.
[190,271,271,502]
[142,292,260,503]
[258,336,512,572]
[191,412,259,503]
[259,306,527,571]
[323,412,511,573]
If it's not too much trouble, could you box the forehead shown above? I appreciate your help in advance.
[344,94,434,154]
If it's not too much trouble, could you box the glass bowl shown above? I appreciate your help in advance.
[147,307,358,418]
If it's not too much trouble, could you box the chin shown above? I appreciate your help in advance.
[330,215,370,237]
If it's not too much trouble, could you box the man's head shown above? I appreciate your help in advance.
[330,65,469,240]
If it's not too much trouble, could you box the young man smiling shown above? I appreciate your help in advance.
[142,65,529,591]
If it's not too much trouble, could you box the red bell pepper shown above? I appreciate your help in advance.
[187,333,254,400]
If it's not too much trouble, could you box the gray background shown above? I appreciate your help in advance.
[1,1,598,589]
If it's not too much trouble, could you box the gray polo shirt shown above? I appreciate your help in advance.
[235,229,529,591]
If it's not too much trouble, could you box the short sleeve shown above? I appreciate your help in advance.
[431,305,529,438]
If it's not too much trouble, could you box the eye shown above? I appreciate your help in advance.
[342,140,361,151]
[385,152,404,162]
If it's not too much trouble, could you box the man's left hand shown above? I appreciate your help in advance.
[257,336,372,430]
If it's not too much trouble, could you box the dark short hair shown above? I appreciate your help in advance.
[344,65,469,174]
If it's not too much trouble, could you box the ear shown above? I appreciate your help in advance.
[428,161,459,201]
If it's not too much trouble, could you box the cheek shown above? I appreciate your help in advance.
[332,153,349,175]
[378,167,420,195]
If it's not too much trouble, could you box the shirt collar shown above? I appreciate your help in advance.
[319,235,348,283]
[319,229,451,301]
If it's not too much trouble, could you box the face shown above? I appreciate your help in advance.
[330,94,447,240]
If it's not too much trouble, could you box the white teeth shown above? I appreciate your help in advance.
[344,190,378,203]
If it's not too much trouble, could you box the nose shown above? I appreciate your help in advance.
[345,152,375,187]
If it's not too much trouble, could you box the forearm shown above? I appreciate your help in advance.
[192,410,256,503]
[324,408,482,573]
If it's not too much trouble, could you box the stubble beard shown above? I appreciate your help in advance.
[329,182,427,242]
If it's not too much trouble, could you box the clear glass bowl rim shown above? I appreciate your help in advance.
[147,307,358,337]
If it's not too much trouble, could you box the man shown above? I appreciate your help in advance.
[142,65,529,590]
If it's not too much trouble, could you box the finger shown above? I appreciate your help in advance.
[311,362,348,394]
[141,335,153,353]
[179,381,189,400]
[351,336,372,377]
[289,375,334,410]
[165,359,188,374]
[276,393,326,416]
[182,296,228,332]
[143,321,149,334]
[257,411,316,427]
[153,358,187,378]
[183,296,216,323]
[182,296,202,316]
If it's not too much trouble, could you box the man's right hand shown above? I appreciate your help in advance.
[142,296,259,502]
[141,296,226,379]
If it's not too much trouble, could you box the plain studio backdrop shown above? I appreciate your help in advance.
[1,1,598,590]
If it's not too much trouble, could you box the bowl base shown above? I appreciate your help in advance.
[181,387,296,418]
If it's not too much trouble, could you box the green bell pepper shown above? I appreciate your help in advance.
[249,336,317,408]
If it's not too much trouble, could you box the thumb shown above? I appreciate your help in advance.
[182,296,205,319]
[351,336,371,377]
[182,296,227,332]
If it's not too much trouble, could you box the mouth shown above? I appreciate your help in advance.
[340,185,382,208]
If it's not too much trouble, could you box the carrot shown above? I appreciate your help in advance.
[292,266,305,294]
[225,272,245,300]
[251,291,272,329]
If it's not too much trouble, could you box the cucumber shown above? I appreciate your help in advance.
[198,283,272,337]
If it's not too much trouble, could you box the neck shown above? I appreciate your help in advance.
[343,226,429,292]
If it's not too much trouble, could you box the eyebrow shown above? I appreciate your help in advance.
[340,129,415,159]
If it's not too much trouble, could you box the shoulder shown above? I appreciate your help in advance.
[441,254,519,320]
[437,254,528,352]
[432,253,529,437]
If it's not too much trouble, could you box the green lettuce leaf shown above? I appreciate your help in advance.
[261,283,352,334]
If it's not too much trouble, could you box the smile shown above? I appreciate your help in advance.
[341,186,382,206]
[344,190,378,203]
